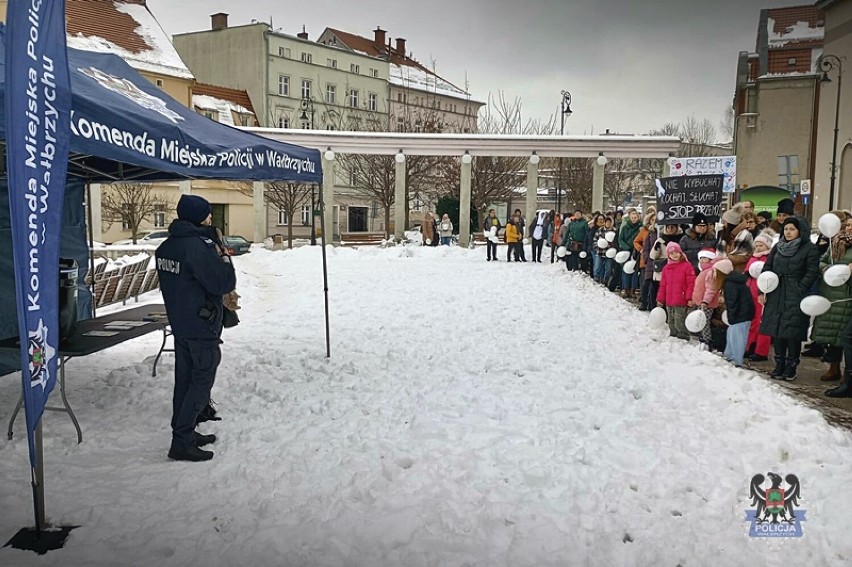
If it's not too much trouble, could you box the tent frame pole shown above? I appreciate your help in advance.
[85,180,97,318]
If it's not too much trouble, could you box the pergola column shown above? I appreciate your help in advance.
[179,180,191,195]
[460,155,472,246]
[89,183,102,241]
[323,154,336,242]
[252,181,265,244]
[525,158,538,225]
[592,160,605,212]
[394,154,406,240]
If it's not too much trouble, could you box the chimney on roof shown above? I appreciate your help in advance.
[395,37,406,57]
[211,13,228,31]
[374,27,386,47]
[297,25,308,40]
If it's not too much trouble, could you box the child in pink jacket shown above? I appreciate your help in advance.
[692,249,720,348]
[744,231,774,361]
[657,242,697,340]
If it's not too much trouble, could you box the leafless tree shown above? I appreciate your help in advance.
[101,182,170,243]
[232,180,312,248]
[438,92,557,223]
[719,105,735,143]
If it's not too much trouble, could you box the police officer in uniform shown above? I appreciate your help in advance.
[156,194,236,461]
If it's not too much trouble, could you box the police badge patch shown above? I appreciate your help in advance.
[745,472,806,538]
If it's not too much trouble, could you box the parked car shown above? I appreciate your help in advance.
[111,230,170,246]
[222,235,252,255]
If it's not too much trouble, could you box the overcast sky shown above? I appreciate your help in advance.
[147,0,805,140]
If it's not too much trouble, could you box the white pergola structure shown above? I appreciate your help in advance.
[248,130,681,245]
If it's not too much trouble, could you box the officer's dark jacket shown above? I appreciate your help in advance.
[155,220,236,340]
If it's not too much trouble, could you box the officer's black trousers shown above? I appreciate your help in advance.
[172,337,222,448]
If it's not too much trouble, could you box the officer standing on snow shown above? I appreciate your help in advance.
[156,194,236,462]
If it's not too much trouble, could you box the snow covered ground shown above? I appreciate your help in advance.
[1,244,851,566]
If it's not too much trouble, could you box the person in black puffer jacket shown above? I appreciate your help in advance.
[156,195,237,462]
[759,216,820,380]
[721,262,755,367]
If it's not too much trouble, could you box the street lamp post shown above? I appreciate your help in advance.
[558,90,573,214]
[818,54,844,211]
[300,96,315,129]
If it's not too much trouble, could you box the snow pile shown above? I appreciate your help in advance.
[1,245,851,565]
[767,18,824,48]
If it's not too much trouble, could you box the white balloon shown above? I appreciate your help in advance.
[748,261,765,279]
[615,250,631,264]
[721,310,729,326]
[605,248,617,259]
[605,231,616,243]
[649,307,667,328]
[490,226,498,236]
[818,213,842,238]
[685,309,707,333]
[556,246,567,258]
[757,271,779,294]
[489,236,500,243]
[425,238,432,245]
[579,251,588,258]
[483,230,489,238]
[824,264,852,287]
[597,238,608,249]
[623,260,637,274]
[523,238,530,245]
[801,295,832,317]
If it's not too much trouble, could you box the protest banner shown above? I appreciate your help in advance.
[655,175,724,225]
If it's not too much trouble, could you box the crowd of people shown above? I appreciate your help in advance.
[485,199,852,399]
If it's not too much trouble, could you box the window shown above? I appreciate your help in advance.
[788,57,797,66]
[368,92,377,112]
[327,58,337,69]
[349,171,358,186]
[326,84,336,104]
[301,52,312,64]
[301,79,312,99]
[278,75,290,96]
[155,78,164,88]
[350,63,360,74]
[397,92,403,102]
[239,114,250,127]
[370,67,379,78]
[349,89,359,108]
[278,209,289,225]
[777,155,801,193]
[279,47,291,58]
[278,116,290,129]
[154,205,166,228]
[396,116,404,131]
[412,197,422,212]
[301,205,311,225]
[201,109,217,121]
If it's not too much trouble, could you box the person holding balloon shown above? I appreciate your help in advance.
[656,242,697,340]
[483,209,501,262]
[808,214,852,382]
[720,259,756,367]
[758,216,820,380]
[744,231,775,362]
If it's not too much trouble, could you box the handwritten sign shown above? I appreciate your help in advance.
[668,156,736,193]
[655,175,724,225]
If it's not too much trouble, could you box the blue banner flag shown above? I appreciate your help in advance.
[5,0,72,467]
